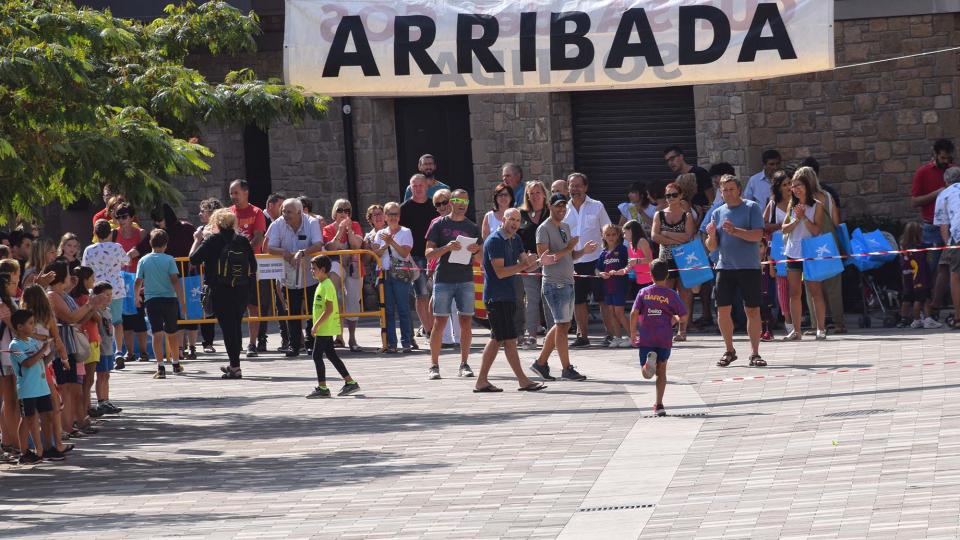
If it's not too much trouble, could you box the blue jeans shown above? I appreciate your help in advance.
[542,282,575,324]
[384,277,413,348]
[411,256,430,298]
[922,222,945,267]
[433,281,475,316]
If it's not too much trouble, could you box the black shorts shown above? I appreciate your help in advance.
[122,306,148,333]
[902,288,931,303]
[787,260,804,271]
[20,394,53,417]
[53,355,78,385]
[715,269,762,308]
[485,301,519,342]
[574,262,604,304]
[145,297,180,334]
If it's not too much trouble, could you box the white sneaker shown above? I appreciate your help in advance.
[923,317,944,329]
[522,337,537,350]
[910,319,924,329]
[616,337,631,348]
[641,351,657,379]
[815,330,827,340]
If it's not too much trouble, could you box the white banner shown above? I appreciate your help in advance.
[284,0,834,96]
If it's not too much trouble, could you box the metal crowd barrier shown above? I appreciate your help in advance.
[174,249,387,349]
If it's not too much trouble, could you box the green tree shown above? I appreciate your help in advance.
[0,0,328,224]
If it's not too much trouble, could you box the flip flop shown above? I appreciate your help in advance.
[473,383,503,393]
[518,382,547,392]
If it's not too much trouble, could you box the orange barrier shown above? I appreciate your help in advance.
[174,249,387,349]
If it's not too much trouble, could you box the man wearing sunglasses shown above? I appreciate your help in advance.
[425,189,480,380]
[664,145,711,209]
[400,174,439,339]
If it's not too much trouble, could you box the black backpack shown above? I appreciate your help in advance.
[216,236,251,287]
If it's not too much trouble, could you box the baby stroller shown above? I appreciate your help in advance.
[856,230,900,328]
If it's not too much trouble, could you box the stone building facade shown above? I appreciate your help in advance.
[51,2,960,235]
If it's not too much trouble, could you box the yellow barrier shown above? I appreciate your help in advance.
[174,249,387,349]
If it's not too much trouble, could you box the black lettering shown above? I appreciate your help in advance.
[604,8,663,69]
[678,6,731,65]
[519,12,537,72]
[738,3,798,62]
[551,12,594,71]
[394,16,441,76]
[456,14,504,74]
[321,15,379,77]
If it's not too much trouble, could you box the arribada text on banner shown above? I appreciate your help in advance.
[284,0,834,96]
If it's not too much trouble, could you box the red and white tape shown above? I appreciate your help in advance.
[702,359,960,384]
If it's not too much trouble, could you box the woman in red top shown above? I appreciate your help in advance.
[113,202,149,362]
[323,199,364,351]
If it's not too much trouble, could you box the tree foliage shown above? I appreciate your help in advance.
[0,0,328,224]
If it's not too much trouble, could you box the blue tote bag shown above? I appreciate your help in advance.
[770,231,788,276]
[801,233,844,282]
[121,271,137,315]
[836,223,854,267]
[181,274,205,321]
[672,239,714,288]
[850,228,896,272]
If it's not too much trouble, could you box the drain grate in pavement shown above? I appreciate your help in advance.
[578,504,655,513]
[820,409,893,418]
[641,412,708,418]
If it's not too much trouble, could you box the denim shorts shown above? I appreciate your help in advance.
[433,281,475,316]
[542,281,574,324]
[922,222,946,267]
[110,298,124,325]
[412,256,430,298]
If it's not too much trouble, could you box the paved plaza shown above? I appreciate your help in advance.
[3,322,960,539]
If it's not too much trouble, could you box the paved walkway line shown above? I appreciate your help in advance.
[557,355,707,540]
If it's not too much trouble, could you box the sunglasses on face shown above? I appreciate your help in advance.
[336,208,351,214]
[434,200,450,208]
[386,212,400,217]
[450,197,468,204]
[664,192,681,199]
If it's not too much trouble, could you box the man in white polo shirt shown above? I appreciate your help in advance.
[563,172,611,347]
[934,166,960,327]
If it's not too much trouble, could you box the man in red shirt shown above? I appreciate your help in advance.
[911,139,955,314]
[91,184,115,226]
[229,179,268,357]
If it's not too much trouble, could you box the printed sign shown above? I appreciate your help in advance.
[257,258,286,281]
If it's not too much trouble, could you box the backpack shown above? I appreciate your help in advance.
[217,236,251,287]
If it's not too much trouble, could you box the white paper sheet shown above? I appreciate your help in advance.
[448,235,477,265]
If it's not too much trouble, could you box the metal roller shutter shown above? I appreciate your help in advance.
[571,87,699,219]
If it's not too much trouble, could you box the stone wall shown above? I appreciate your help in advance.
[468,93,575,209]
[352,98,401,213]
[696,13,960,219]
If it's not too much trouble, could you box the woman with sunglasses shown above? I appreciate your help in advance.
[651,182,696,342]
[782,167,827,341]
[113,202,150,363]
[322,199,364,352]
[481,183,515,241]
[370,202,415,353]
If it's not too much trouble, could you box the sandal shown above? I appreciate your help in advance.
[473,383,503,393]
[716,351,738,367]
[378,346,398,354]
[672,333,687,343]
[220,367,243,379]
[749,354,767,367]
[518,382,547,392]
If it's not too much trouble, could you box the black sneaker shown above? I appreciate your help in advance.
[530,362,556,381]
[571,337,590,348]
[338,382,361,396]
[245,344,258,358]
[220,366,242,379]
[285,348,301,358]
[256,340,268,353]
[185,347,197,360]
[306,386,331,399]
[561,366,587,381]
[458,363,474,377]
[203,344,216,354]
[277,340,290,352]
[138,355,150,362]
[896,319,909,329]
[99,401,122,414]
[172,363,184,375]
[18,451,41,465]
[654,404,667,417]
[43,448,66,461]
[87,406,105,418]
[114,354,125,370]
[153,366,166,379]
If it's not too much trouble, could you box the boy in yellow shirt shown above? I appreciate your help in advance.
[306,255,360,398]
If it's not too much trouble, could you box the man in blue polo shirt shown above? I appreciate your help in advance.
[474,208,545,393]
[705,175,765,368]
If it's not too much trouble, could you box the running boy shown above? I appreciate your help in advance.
[630,259,687,417]
[305,255,359,399]
[134,229,183,379]
[9,309,64,463]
